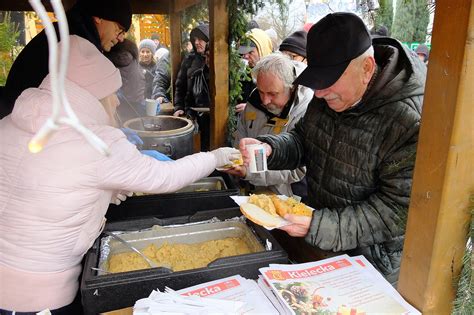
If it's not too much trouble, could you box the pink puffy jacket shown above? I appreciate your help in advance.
[0,77,217,311]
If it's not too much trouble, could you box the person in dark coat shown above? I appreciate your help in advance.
[239,12,427,285]
[173,22,209,118]
[151,48,171,103]
[1,0,132,118]
[105,39,146,122]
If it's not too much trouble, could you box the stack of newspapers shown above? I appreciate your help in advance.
[134,255,421,314]
[257,254,421,315]
[133,275,279,314]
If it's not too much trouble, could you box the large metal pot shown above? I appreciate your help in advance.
[123,116,194,159]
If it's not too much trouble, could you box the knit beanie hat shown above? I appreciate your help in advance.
[66,35,122,99]
[279,31,307,58]
[78,0,132,31]
[139,39,157,55]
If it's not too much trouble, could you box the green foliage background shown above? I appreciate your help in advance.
[226,0,264,144]
[391,0,429,42]
[374,0,394,32]
[0,13,19,85]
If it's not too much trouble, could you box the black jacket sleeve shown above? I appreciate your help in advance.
[173,55,193,113]
[4,30,50,114]
[151,58,171,101]
[256,116,307,170]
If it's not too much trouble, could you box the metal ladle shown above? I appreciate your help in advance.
[103,231,158,268]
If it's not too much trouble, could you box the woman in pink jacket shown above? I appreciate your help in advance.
[0,35,239,314]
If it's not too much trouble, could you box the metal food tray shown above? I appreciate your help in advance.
[98,220,264,275]
[174,176,227,193]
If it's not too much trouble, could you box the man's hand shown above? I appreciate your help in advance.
[239,138,272,166]
[278,214,312,237]
[235,103,246,113]
[222,165,247,177]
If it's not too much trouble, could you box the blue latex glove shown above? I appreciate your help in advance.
[140,150,173,161]
[121,128,144,146]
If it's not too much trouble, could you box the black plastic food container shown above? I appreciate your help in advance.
[105,171,239,222]
[81,208,288,314]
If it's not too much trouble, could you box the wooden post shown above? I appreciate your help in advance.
[398,1,474,313]
[209,0,229,149]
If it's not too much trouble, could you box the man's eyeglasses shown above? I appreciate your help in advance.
[115,22,126,38]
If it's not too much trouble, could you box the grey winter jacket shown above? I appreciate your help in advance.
[257,38,426,284]
[234,61,313,196]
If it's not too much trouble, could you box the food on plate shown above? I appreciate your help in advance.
[107,237,253,273]
[241,194,313,227]
[270,195,292,216]
[240,203,286,227]
[248,194,278,216]
[279,196,313,216]
[249,194,312,217]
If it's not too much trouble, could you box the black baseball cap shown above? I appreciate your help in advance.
[294,12,372,90]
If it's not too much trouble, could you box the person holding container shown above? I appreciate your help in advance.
[239,12,426,285]
[0,35,240,314]
[226,53,313,198]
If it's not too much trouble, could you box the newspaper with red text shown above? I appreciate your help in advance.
[176,275,278,314]
[259,255,421,315]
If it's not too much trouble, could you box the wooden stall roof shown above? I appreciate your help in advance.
[0,0,201,14]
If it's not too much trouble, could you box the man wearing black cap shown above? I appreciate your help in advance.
[1,0,132,118]
[240,12,426,285]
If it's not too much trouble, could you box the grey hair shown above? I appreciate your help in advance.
[354,45,374,63]
[251,53,296,88]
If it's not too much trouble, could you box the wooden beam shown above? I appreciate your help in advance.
[130,1,169,14]
[173,0,202,13]
[209,0,229,149]
[398,0,474,313]
[0,0,170,14]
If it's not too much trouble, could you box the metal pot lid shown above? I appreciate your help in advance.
[123,116,194,137]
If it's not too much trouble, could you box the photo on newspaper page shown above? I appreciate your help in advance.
[259,255,420,315]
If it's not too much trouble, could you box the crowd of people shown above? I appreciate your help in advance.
[0,0,431,313]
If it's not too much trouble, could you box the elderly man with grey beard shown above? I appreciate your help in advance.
[225,53,313,198]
